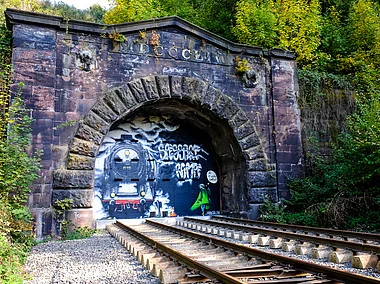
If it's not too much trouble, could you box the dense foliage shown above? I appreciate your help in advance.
[1,3,41,282]
[1,0,107,23]
[281,1,380,231]
[0,25,41,282]
[233,0,322,66]
[104,0,238,40]
[0,93,41,283]
[284,90,380,230]
[40,1,107,23]
[0,1,106,282]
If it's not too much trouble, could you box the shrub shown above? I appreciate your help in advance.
[258,198,286,223]
[65,226,97,240]
[0,235,29,284]
[0,24,41,283]
[283,213,318,227]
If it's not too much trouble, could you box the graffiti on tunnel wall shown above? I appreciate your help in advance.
[94,116,220,219]
[158,143,207,180]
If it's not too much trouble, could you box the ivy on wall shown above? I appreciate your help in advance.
[298,70,355,163]
[0,24,41,283]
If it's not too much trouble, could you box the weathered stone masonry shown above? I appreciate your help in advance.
[5,9,302,238]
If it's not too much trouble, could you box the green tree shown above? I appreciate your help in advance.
[87,4,107,23]
[335,92,380,193]
[104,0,237,40]
[233,0,276,48]
[39,1,107,23]
[0,0,45,22]
[318,6,348,72]
[347,0,380,52]
[319,0,356,15]
[274,0,322,66]
[104,0,163,23]
[160,0,197,22]
[191,0,238,41]
[233,0,322,67]
[333,0,380,92]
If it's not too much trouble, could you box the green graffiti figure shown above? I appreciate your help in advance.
[190,183,211,215]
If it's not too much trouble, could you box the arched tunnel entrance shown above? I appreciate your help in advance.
[52,75,275,228]
[93,99,247,219]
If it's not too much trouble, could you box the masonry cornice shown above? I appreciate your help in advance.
[5,8,294,59]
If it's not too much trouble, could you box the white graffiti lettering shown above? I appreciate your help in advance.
[74,212,81,219]
[162,66,187,75]
[158,143,208,161]
[175,162,202,179]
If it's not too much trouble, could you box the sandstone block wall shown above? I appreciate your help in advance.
[6,9,302,237]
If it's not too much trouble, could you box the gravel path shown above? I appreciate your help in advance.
[24,230,160,284]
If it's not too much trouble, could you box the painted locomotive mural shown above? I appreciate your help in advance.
[94,116,220,219]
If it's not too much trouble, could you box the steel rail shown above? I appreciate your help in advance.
[212,216,380,242]
[184,217,380,254]
[115,220,246,284]
[145,219,380,284]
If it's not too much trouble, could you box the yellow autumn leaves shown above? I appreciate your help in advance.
[233,0,321,67]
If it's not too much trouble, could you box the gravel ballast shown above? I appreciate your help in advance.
[177,222,380,279]
[24,230,159,284]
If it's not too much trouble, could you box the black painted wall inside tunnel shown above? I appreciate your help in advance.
[94,113,221,219]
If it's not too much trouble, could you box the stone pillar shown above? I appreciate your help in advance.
[271,57,303,200]
[11,24,58,237]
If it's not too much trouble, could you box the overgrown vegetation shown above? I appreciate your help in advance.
[54,198,74,239]
[0,0,107,24]
[65,226,97,240]
[283,89,380,231]
[0,3,101,282]
[0,29,41,281]
[103,0,238,41]
[234,0,322,67]
[53,198,97,240]
[283,0,380,231]
[1,13,34,282]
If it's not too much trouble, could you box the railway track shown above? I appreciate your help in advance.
[106,218,380,283]
[211,216,380,243]
[180,216,380,270]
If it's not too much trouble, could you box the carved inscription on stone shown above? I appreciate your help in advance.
[114,32,229,65]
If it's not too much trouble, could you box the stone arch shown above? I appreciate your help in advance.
[52,75,276,220]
